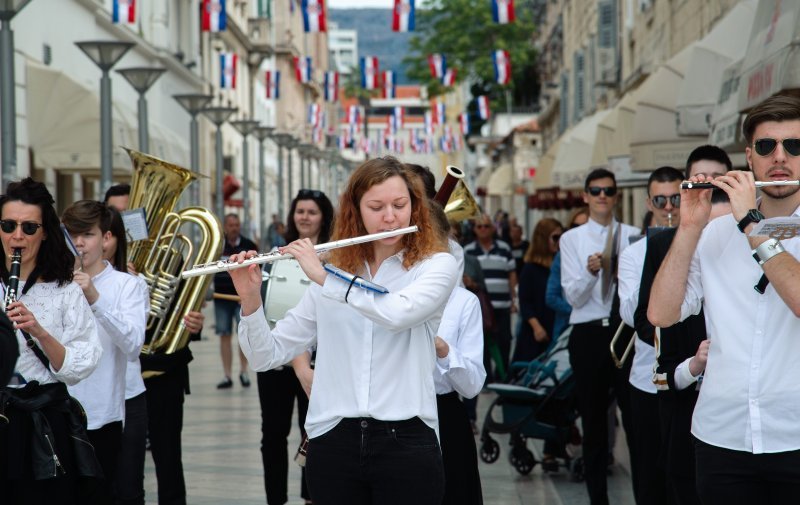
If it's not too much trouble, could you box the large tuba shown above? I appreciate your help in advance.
[124,149,223,365]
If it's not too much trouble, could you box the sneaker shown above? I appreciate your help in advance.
[217,377,233,389]
[240,372,251,387]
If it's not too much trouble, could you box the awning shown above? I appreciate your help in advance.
[535,137,561,188]
[629,46,707,172]
[675,0,757,135]
[709,58,747,153]
[591,81,647,170]
[737,0,800,111]
[475,165,493,196]
[551,109,611,189]
[487,163,513,196]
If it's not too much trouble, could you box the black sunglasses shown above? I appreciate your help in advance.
[297,189,324,199]
[651,194,681,209]
[587,186,617,197]
[0,220,42,235]
[753,138,800,157]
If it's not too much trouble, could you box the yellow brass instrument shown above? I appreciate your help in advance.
[434,165,480,222]
[610,322,635,369]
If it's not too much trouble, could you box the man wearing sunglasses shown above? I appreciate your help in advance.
[649,95,800,505]
[559,168,639,505]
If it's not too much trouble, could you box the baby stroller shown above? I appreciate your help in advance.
[479,326,583,479]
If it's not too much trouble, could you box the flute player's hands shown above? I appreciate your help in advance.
[710,170,757,224]
[679,173,713,233]
[279,239,328,287]
[228,250,263,317]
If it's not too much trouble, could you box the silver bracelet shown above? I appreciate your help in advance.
[752,238,786,266]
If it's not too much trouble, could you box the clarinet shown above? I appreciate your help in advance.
[3,248,22,311]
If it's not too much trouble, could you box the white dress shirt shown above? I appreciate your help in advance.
[8,280,100,387]
[618,237,657,394]
[434,287,486,398]
[448,238,466,287]
[679,210,800,453]
[239,251,458,439]
[125,275,150,400]
[69,262,149,429]
[560,218,640,323]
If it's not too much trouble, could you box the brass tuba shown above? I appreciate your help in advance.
[124,149,223,366]
[434,165,481,222]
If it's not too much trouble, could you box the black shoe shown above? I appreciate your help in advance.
[217,377,233,389]
[239,373,251,387]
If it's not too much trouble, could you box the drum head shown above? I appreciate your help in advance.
[264,259,312,329]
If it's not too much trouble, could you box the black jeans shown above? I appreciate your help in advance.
[87,420,123,505]
[305,417,444,505]
[145,368,187,505]
[115,393,148,505]
[695,439,800,505]
[629,387,666,505]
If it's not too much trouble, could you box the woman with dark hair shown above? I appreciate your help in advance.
[0,178,102,503]
[258,188,334,505]
[231,157,457,505]
[104,206,128,272]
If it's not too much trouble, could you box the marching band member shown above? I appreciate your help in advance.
[0,178,102,504]
[230,157,457,505]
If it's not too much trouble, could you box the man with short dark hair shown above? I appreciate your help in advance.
[104,183,131,212]
[649,94,800,504]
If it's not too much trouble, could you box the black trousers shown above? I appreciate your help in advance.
[87,420,123,505]
[305,417,444,505]
[695,440,800,505]
[256,368,310,504]
[115,392,148,505]
[568,322,618,505]
[145,369,187,505]
[629,387,666,505]
[437,392,482,505]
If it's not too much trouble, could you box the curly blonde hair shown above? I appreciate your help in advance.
[328,157,445,273]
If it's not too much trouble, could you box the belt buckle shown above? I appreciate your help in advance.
[601,318,609,327]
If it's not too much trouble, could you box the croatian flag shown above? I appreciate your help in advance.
[324,71,339,102]
[265,71,280,99]
[393,107,405,130]
[428,54,446,80]
[360,56,380,90]
[387,116,397,135]
[312,127,323,144]
[459,113,470,135]
[201,0,227,32]
[432,101,446,125]
[440,135,452,153]
[112,0,136,24]
[308,103,322,127]
[382,71,396,99]
[492,50,512,85]
[478,95,491,120]
[424,111,434,136]
[294,56,312,83]
[348,105,361,128]
[491,0,515,24]
[392,0,415,32]
[454,133,464,151]
[441,68,456,86]
[220,52,237,89]
[379,130,388,149]
[338,134,347,150]
[301,0,327,33]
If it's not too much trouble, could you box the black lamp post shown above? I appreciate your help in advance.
[201,105,237,218]
[116,67,166,152]
[252,125,275,250]
[229,118,261,237]
[173,93,213,206]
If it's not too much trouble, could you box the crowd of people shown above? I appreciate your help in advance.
[2,93,800,505]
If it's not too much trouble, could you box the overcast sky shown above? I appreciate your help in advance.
[328,0,392,8]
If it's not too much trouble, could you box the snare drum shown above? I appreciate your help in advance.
[264,258,312,328]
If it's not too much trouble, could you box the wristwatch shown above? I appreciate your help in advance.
[737,209,764,233]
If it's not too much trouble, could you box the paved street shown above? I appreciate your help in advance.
[144,307,636,504]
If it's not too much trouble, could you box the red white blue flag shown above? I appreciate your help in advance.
[220,52,237,89]
[112,0,136,24]
[393,107,404,130]
[492,50,512,85]
[324,71,339,102]
[442,68,456,87]
[428,54,446,80]
[294,56,312,83]
[459,113,470,135]
[392,0,415,32]
[308,103,322,127]
[424,111,434,136]
[301,0,327,32]
[360,56,380,90]
[265,71,280,98]
[312,127,323,144]
[382,71,396,99]
[201,0,227,32]
[348,105,361,129]
[478,95,491,120]
[491,0,515,24]
[432,101,445,126]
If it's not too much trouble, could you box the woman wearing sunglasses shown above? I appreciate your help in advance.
[0,178,102,504]
[258,188,334,505]
[230,157,457,505]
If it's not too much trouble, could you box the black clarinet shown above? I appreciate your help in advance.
[4,248,22,310]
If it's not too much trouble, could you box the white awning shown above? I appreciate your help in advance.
[591,80,647,170]
[536,137,562,188]
[476,164,493,192]
[551,109,611,189]
[487,163,513,196]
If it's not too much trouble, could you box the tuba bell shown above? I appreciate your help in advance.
[123,149,223,371]
[434,165,481,222]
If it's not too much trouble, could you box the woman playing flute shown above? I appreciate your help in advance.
[229,157,458,505]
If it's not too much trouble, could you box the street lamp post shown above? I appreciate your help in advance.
[116,67,166,152]
[286,137,298,202]
[298,143,314,189]
[173,93,213,206]
[201,105,237,219]
[252,126,275,251]
[76,40,136,196]
[271,133,294,219]
[229,118,260,240]
[0,0,33,187]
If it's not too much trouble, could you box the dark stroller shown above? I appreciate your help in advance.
[479,326,583,479]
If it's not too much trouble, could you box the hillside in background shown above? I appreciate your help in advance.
[329,9,415,85]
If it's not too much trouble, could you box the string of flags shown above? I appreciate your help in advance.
[360,56,380,90]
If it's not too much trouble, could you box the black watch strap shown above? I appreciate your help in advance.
[737,209,764,233]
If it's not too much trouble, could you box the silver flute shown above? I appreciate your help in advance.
[181,226,419,278]
[681,180,800,189]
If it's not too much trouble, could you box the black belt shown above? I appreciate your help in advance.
[578,318,611,327]
[337,416,426,431]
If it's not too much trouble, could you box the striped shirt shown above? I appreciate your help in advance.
[464,240,515,309]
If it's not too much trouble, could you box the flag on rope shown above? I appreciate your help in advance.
[220,52,237,89]
[459,112,470,135]
[432,101,446,126]
[392,0,415,32]
[428,54,446,80]
[294,56,312,83]
[308,103,322,127]
[360,56,380,90]
[112,0,136,24]
[424,111,434,136]
[265,71,280,98]
[382,71,396,99]
[324,71,339,102]
[312,127,323,144]
[301,0,327,32]
[201,0,227,32]
[491,0,515,24]
[347,105,361,129]
[442,68,457,86]
[477,95,491,120]
[492,49,512,85]
[393,107,404,130]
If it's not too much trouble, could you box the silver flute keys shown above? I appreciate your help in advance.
[681,180,800,189]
